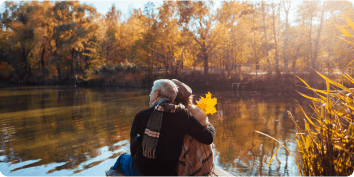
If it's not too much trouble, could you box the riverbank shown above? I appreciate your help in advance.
[0,71,341,95]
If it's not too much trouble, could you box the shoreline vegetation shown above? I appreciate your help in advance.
[256,72,354,176]
[0,1,353,97]
[1,70,352,94]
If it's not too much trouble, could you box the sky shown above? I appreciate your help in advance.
[0,0,354,23]
[81,1,162,16]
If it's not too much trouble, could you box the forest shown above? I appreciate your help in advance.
[1,1,354,176]
[0,0,354,91]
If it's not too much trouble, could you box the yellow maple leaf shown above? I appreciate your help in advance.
[195,92,217,115]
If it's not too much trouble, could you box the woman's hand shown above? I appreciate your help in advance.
[205,117,211,127]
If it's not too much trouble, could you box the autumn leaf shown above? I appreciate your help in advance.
[195,92,217,115]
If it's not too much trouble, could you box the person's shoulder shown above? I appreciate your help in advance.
[187,105,199,111]
[135,107,154,118]
[187,105,206,120]
[178,106,193,118]
[186,105,202,114]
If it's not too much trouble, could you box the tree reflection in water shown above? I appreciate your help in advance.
[209,92,309,176]
[0,87,310,176]
[0,87,149,175]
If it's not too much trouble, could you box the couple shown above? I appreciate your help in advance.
[111,79,215,176]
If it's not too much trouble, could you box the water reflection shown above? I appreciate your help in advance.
[0,87,149,175]
[209,93,310,176]
[0,87,311,176]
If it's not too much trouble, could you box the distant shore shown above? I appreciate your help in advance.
[1,71,331,96]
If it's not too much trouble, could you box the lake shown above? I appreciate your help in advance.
[0,86,311,176]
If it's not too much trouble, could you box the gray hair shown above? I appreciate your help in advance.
[152,79,178,101]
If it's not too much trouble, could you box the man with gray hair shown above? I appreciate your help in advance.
[111,79,215,176]
[149,79,178,105]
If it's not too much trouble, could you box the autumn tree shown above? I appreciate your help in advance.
[282,0,291,73]
[269,1,281,75]
[25,1,54,80]
[48,1,97,81]
[156,1,183,75]
[250,2,263,77]
[103,4,122,63]
[129,2,160,75]
[260,1,270,74]
[215,1,253,77]
[177,1,219,79]
[1,1,38,80]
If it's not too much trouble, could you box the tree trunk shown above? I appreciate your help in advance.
[150,51,153,75]
[312,2,325,70]
[40,47,46,79]
[107,45,109,61]
[28,63,31,77]
[292,58,296,71]
[292,45,301,72]
[57,64,61,82]
[150,63,153,75]
[70,62,74,78]
[307,12,315,85]
[283,15,288,73]
[226,64,230,77]
[282,0,291,74]
[175,65,178,76]
[252,4,258,78]
[165,56,168,76]
[171,63,174,75]
[272,9,279,76]
[262,0,270,74]
[256,61,258,78]
[203,52,209,79]
[309,14,313,72]
[227,46,231,77]
[77,51,80,72]
[222,60,225,77]
[165,65,168,76]
[21,45,28,79]
[70,49,75,78]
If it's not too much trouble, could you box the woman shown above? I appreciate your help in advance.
[111,79,215,176]
[172,79,215,176]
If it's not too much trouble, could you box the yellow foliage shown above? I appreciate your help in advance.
[337,8,354,44]
[195,92,217,115]
[335,24,352,37]
[293,73,354,176]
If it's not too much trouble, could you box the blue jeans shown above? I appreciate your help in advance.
[112,153,141,176]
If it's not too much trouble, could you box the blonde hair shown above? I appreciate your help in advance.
[151,79,178,101]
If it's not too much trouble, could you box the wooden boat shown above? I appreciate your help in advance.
[106,165,233,176]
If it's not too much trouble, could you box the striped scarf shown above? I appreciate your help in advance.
[142,97,185,159]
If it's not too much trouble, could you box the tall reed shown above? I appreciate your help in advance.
[256,71,354,176]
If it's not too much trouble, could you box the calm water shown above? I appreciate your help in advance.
[0,86,311,176]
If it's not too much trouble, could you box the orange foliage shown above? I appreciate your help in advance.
[0,61,14,78]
